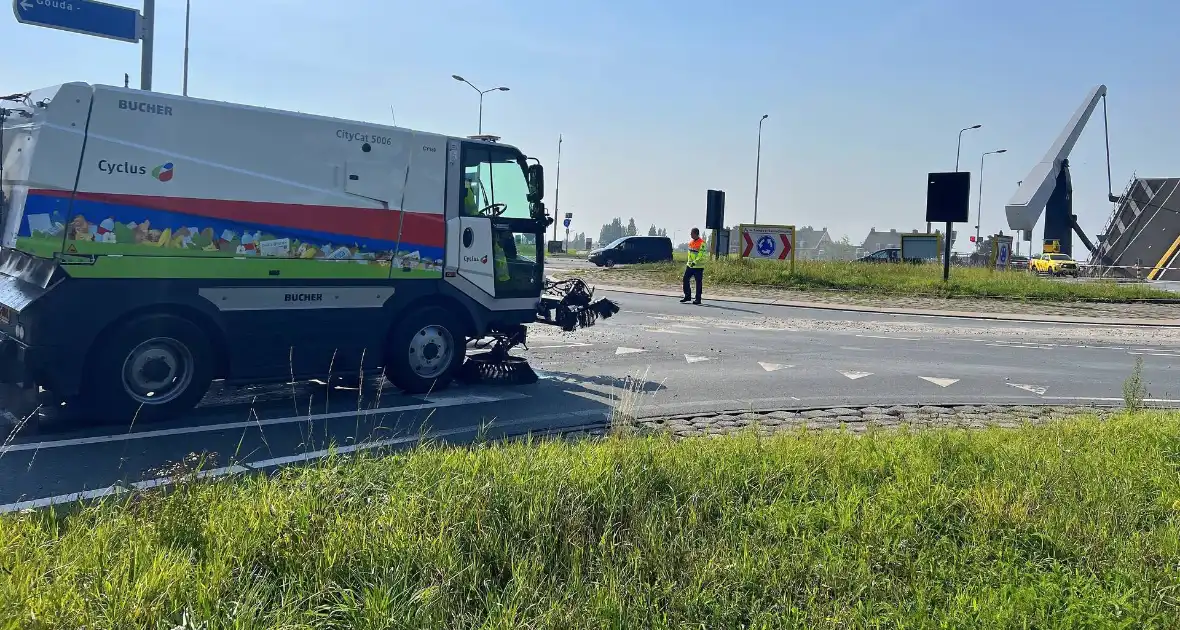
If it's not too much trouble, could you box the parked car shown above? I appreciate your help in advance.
[1029,253,1079,277]
[587,236,674,267]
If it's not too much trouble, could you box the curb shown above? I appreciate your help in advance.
[592,284,1180,328]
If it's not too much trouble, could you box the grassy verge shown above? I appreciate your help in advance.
[617,258,1176,301]
[5,411,1180,628]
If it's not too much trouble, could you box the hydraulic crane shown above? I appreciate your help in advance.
[1004,85,1119,257]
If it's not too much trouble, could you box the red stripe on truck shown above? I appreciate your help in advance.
[33,189,445,248]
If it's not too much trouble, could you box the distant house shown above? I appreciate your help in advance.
[794,226,834,260]
[861,228,905,253]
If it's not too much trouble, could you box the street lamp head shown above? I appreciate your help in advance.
[761,114,769,121]
[451,75,466,82]
[995,149,1007,154]
[969,124,982,129]
[496,87,510,92]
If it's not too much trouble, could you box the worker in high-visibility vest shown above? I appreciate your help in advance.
[493,238,511,282]
[463,180,481,216]
[682,227,706,304]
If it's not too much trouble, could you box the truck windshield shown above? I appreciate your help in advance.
[462,144,530,220]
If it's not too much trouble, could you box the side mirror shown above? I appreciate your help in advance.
[527,163,545,203]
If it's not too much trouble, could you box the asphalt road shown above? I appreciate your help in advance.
[2,288,1178,512]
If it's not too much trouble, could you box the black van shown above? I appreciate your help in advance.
[587,236,674,267]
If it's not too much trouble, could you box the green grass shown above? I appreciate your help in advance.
[628,257,1176,301]
[5,411,1180,628]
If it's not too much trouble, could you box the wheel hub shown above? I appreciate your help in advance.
[408,325,453,379]
[122,337,194,404]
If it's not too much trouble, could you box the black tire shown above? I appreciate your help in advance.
[604,258,616,268]
[81,313,215,423]
[386,306,465,394]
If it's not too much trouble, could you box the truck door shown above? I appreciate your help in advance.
[446,140,542,301]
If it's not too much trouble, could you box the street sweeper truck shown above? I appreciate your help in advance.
[0,83,616,422]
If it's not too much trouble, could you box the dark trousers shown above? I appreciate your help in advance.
[682,266,703,301]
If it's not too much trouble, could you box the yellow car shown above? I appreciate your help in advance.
[1030,253,1079,277]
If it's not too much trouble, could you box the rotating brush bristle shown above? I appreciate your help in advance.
[457,353,539,385]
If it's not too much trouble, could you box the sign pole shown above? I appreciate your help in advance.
[942,222,952,281]
[139,0,154,90]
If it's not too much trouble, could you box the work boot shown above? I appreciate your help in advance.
[693,299,702,305]
[680,297,691,303]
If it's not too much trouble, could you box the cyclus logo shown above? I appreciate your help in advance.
[151,162,175,182]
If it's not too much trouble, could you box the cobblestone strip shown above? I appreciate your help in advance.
[629,405,1122,438]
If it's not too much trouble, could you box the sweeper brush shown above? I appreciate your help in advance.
[457,277,619,385]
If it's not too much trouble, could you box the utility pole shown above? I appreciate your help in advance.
[552,134,562,243]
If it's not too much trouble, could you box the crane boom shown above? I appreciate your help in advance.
[1005,85,1107,234]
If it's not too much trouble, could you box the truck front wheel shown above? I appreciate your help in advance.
[386,306,465,394]
[82,314,215,423]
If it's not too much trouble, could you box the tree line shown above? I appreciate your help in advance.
[597,218,668,246]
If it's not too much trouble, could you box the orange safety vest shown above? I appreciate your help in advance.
[687,237,707,268]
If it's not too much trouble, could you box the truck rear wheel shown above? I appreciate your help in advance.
[82,314,215,423]
[386,306,464,394]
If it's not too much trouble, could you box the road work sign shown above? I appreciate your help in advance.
[737,224,795,273]
[992,235,1014,270]
[1043,239,1060,254]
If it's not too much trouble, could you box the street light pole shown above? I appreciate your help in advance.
[452,75,510,135]
[929,123,982,233]
[182,0,190,96]
[754,114,768,225]
[975,149,1007,244]
[552,134,562,243]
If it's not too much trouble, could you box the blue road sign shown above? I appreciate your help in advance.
[13,0,141,44]
[563,218,571,228]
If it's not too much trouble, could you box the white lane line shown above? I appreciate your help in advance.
[669,324,703,330]
[758,362,793,372]
[0,486,127,513]
[919,377,959,387]
[685,354,710,364]
[531,342,593,349]
[0,391,528,454]
[856,334,920,341]
[1007,383,1047,395]
[1128,351,1180,357]
[616,347,646,355]
[644,328,687,335]
[0,408,608,514]
[839,371,873,380]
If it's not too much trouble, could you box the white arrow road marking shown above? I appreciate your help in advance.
[758,362,793,372]
[1007,383,1047,395]
[615,347,646,355]
[685,354,710,363]
[919,376,959,387]
[839,371,873,380]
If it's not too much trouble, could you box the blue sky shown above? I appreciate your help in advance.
[5,0,1179,251]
